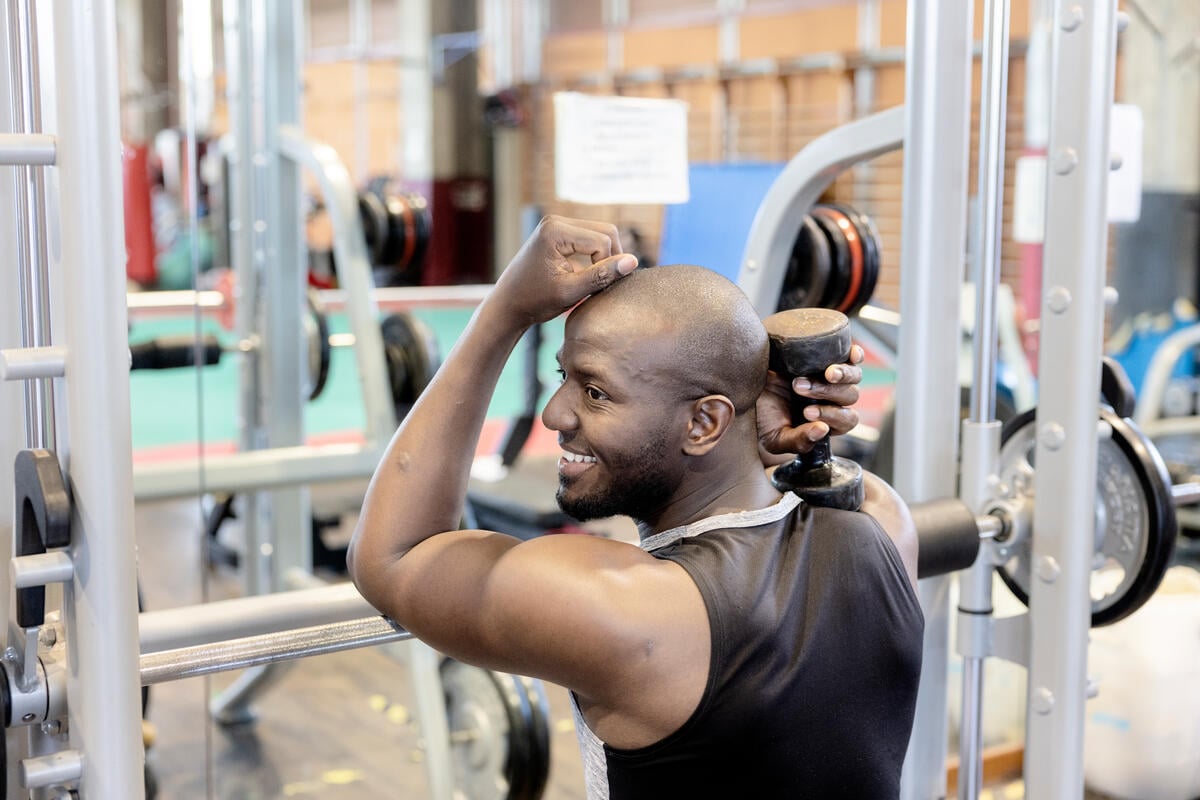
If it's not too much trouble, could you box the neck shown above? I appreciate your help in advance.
[635,449,781,540]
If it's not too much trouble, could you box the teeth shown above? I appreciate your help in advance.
[563,452,597,464]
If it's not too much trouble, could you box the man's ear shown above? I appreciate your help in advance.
[683,395,736,456]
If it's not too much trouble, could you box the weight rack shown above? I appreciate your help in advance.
[0,0,1157,798]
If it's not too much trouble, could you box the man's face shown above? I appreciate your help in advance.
[541,303,690,524]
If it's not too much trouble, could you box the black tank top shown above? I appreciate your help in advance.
[571,493,924,799]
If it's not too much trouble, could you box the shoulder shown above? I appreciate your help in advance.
[798,504,923,604]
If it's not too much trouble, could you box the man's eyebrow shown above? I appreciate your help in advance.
[554,350,563,367]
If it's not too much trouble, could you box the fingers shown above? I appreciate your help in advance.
[764,421,831,455]
[543,216,625,263]
[791,376,859,406]
[799,404,859,436]
[586,253,640,292]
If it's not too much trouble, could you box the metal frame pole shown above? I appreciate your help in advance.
[207,0,312,726]
[50,0,146,794]
[223,0,271,594]
[957,1,1013,797]
[1024,2,1119,795]
[896,2,975,798]
[6,0,55,451]
[278,126,397,445]
[0,10,25,795]
[259,0,310,588]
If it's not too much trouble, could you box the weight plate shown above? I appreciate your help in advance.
[303,289,332,402]
[829,203,881,316]
[381,312,441,420]
[808,209,850,311]
[1100,356,1137,418]
[440,659,551,800]
[995,407,1177,626]
[777,215,832,312]
[407,193,432,278]
[814,206,864,316]
[358,191,389,265]
[516,676,552,800]
[376,192,433,284]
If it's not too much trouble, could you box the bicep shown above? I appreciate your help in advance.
[355,530,668,698]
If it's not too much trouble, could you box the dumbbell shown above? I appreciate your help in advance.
[762,307,864,511]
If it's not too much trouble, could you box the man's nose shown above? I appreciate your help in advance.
[541,384,577,432]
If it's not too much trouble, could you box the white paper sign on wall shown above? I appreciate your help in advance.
[553,92,690,205]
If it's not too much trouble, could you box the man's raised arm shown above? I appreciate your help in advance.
[346,216,636,616]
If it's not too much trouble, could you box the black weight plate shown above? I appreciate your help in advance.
[996,407,1177,627]
[305,289,331,402]
[376,194,405,267]
[381,312,441,420]
[358,191,389,264]
[517,676,552,800]
[777,215,832,312]
[829,203,881,316]
[1100,356,1137,419]
[809,208,850,311]
[407,193,432,277]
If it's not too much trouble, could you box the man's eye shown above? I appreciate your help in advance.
[555,368,567,383]
[586,387,608,402]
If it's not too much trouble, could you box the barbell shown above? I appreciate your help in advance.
[128,289,440,414]
[911,398,1193,627]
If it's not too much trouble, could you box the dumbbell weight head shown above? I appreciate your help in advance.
[762,307,864,511]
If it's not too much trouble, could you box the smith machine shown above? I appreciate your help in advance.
[742,2,1198,799]
[1,0,1197,799]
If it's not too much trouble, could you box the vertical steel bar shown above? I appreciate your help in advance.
[958,1,1012,797]
[0,10,25,795]
[400,0,433,188]
[969,0,1012,426]
[351,0,369,182]
[223,0,271,596]
[7,0,54,450]
[853,0,880,204]
[51,0,146,794]
[209,0,311,725]
[261,0,310,587]
[896,2,975,798]
[1025,2,1118,796]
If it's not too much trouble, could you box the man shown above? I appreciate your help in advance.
[348,216,923,798]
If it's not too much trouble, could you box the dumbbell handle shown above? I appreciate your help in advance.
[786,393,833,472]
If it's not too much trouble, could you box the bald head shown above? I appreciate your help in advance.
[571,265,768,413]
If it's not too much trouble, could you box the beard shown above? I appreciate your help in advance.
[555,431,678,523]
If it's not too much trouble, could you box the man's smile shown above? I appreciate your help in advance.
[558,450,598,478]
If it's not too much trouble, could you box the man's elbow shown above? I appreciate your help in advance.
[345,525,387,610]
